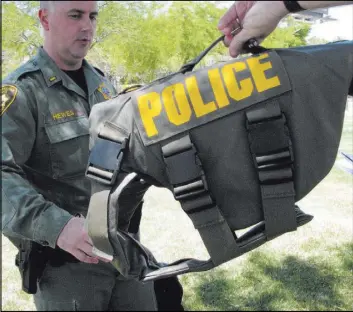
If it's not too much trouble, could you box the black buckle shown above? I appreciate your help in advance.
[85,137,127,185]
[255,148,294,185]
[174,178,207,201]
[246,111,285,131]
[162,141,210,210]
[245,105,294,185]
[163,143,206,186]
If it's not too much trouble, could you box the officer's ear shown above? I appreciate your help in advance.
[38,9,50,31]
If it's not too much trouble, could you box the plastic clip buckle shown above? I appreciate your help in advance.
[256,148,294,185]
[85,137,127,185]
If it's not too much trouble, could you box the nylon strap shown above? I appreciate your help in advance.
[245,100,297,239]
[84,122,129,260]
[85,183,114,260]
[161,135,240,265]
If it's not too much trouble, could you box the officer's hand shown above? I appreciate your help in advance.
[56,216,111,264]
[218,1,288,57]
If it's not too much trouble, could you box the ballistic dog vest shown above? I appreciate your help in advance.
[84,38,353,282]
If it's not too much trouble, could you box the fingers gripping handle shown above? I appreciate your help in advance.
[179,35,268,74]
[179,35,226,74]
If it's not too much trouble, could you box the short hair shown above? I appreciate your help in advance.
[40,1,56,12]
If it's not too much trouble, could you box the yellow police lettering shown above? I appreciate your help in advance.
[137,54,283,139]
[222,61,253,101]
[137,92,162,137]
[162,83,191,126]
[247,53,281,92]
[208,68,230,108]
[185,76,217,117]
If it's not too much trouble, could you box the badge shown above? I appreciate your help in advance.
[1,85,18,116]
[98,83,111,100]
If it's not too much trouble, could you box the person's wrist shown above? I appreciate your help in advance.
[269,1,290,19]
[55,215,76,247]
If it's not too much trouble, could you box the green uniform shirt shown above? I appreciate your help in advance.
[1,47,117,249]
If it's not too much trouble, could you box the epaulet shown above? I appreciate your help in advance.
[4,58,40,83]
[93,66,106,77]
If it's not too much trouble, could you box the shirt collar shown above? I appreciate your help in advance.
[34,47,103,96]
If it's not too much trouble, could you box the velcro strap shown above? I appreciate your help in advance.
[85,183,114,260]
[162,134,240,265]
[247,116,290,156]
[261,182,296,238]
[246,101,297,239]
[85,123,129,259]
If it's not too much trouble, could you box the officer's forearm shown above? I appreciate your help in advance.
[2,169,74,248]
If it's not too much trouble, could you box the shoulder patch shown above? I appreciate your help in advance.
[1,85,18,116]
[97,83,112,100]
[94,66,105,77]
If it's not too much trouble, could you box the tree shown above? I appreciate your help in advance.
[87,1,227,84]
[262,16,312,49]
[2,1,42,76]
[165,1,226,65]
[87,1,168,84]
[2,1,314,86]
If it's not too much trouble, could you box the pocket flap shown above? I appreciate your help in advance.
[45,117,89,144]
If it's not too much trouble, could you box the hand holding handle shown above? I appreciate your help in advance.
[179,35,268,74]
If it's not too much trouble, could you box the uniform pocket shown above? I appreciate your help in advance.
[44,117,89,179]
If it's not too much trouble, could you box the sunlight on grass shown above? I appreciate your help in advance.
[181,242,353,311]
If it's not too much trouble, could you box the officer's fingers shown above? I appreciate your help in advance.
[223,33,235,47]
[218,2,239,31]
[77,239,91,251]
[73,250,99,264]
[97,256,111,263]
[78,241,110,263]
[221,25,234,37]
[236,1,257,21]
[228,30,253,57]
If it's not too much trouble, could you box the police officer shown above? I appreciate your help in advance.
[1,1,158,310]
[218,0,353,58]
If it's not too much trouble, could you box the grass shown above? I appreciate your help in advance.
[2,111,352,311]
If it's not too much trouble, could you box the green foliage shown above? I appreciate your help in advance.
[2,1,314,85]
[165,2,226,65]
[2,1,42,76]
[262,16,312,48]
[89,1,227,84]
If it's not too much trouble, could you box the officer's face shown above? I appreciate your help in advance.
[40,1,98,66]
